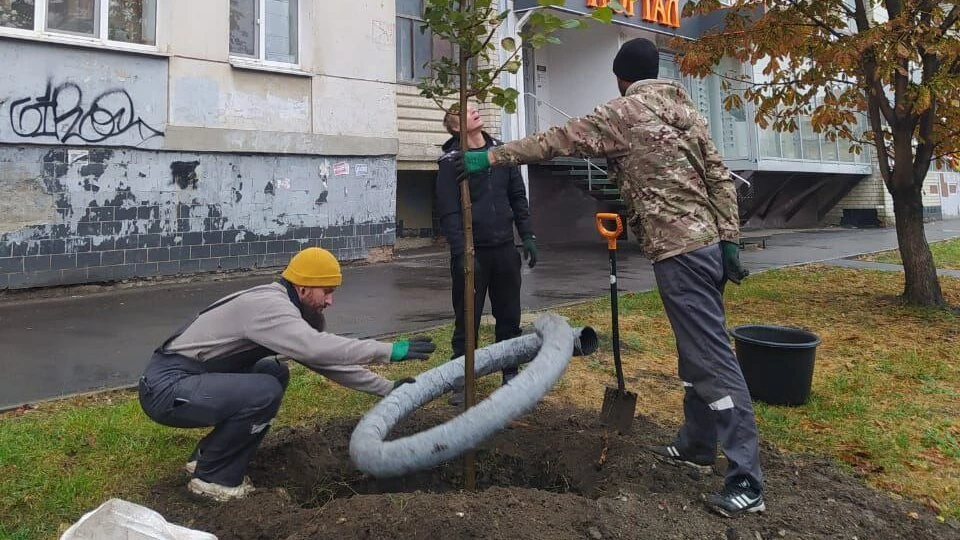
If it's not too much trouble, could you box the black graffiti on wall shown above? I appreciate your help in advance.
[8,80,164,144]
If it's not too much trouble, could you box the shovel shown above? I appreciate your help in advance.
[595,213,637,434]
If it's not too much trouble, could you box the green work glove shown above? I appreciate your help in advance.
[462,150,491,174]
[392,377,416,390]
[522,236,537,269]
[390,336,436,362]
[720,240,750,285]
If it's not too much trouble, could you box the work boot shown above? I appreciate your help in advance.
[187,476,255,502]
[647,444,715,473]
[705,477,765,517]
[184,446,202,474]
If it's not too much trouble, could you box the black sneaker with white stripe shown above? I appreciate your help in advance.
[706,477,765,517]
[647,444,715,473]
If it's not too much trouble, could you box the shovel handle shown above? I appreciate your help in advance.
[595,213,623,250]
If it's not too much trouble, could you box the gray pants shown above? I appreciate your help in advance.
[653,243,763,490]
[138,352,290,487]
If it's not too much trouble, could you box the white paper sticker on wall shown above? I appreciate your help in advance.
[355,164,370,177]
[333,162,350,176]
[68,150,89,165]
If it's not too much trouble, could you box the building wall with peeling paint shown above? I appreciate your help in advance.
[0,0,400,290]
[0,146,395,289]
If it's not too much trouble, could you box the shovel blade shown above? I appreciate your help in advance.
[600,385,637,434]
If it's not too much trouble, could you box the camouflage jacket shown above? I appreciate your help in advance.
[491,80,740,262]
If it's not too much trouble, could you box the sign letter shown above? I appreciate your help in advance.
[663,0,680,27]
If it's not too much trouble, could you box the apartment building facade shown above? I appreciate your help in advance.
[0,0,399,290]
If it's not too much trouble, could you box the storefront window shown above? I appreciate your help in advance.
[781,126,802,159]
[718,58,749,159]
[837,138,857,162]
[759,126,781,159]
[659,55,680,81]
[821,135,839,162]
[800,115,820,161]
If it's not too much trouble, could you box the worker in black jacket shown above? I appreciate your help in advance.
[436,103,537,405]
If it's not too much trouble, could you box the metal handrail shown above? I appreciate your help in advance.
[524,92,608,191]
[730,171,752,188]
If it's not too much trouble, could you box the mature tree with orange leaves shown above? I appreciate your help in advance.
[677,0,959,307]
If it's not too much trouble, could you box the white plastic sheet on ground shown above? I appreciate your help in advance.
[60,498,217,540]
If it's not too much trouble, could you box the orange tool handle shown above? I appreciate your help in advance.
[595,213,623,250]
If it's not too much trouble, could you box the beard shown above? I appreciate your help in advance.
[301,308,326,332]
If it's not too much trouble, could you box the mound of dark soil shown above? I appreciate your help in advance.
[145,405,958,540]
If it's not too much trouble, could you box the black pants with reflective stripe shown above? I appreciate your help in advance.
[450,243,523,377]
[138,352,290,487]
[653,243,763,490]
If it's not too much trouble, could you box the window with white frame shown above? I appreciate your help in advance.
[396,0,452,82]
[0,0,157,46]
[230,0,299,65]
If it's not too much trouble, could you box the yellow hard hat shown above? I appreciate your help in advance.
[282,247,342,287]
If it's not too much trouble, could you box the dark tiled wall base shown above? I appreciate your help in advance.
[0,224,394,290]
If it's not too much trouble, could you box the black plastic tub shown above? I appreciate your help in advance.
[730,325,821,406]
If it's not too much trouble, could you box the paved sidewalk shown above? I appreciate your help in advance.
[1,220,958,410]
[824,258,960,278]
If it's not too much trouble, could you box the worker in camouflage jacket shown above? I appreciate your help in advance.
[453,37,764,518]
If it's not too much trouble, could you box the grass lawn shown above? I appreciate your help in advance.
[1,266,958,539]
[860,237,960,269]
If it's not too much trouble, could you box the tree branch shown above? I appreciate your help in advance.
[837,0,856,19]
[852,0,871,32]
[914,107,937,184]
[941,4,960,33]
[469,49,522,98]
[866,95,894,185]
[850,0,895,130]
[913,19,941,183]
[862,54,897,125]
[885,0,903,19]
[471,9,501,56]
[893,57,909,125]
[782,0,847,39]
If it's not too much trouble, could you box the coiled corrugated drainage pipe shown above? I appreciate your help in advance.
[350,313,598,478]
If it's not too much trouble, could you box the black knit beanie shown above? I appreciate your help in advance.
[612,37,659,82]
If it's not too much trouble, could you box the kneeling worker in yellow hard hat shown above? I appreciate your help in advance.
[137,247,435,501]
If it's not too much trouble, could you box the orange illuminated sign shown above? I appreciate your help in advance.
[586,0,680,28]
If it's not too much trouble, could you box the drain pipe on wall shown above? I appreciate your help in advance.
[349,314,598,478]
[508,1,539,200]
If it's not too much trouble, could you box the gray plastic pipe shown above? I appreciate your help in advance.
[349,313,598,478]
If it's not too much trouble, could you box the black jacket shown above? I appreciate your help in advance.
[436,132,534,255]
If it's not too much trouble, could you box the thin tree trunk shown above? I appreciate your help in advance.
[891,183,945,306]
[458,0,477,492]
